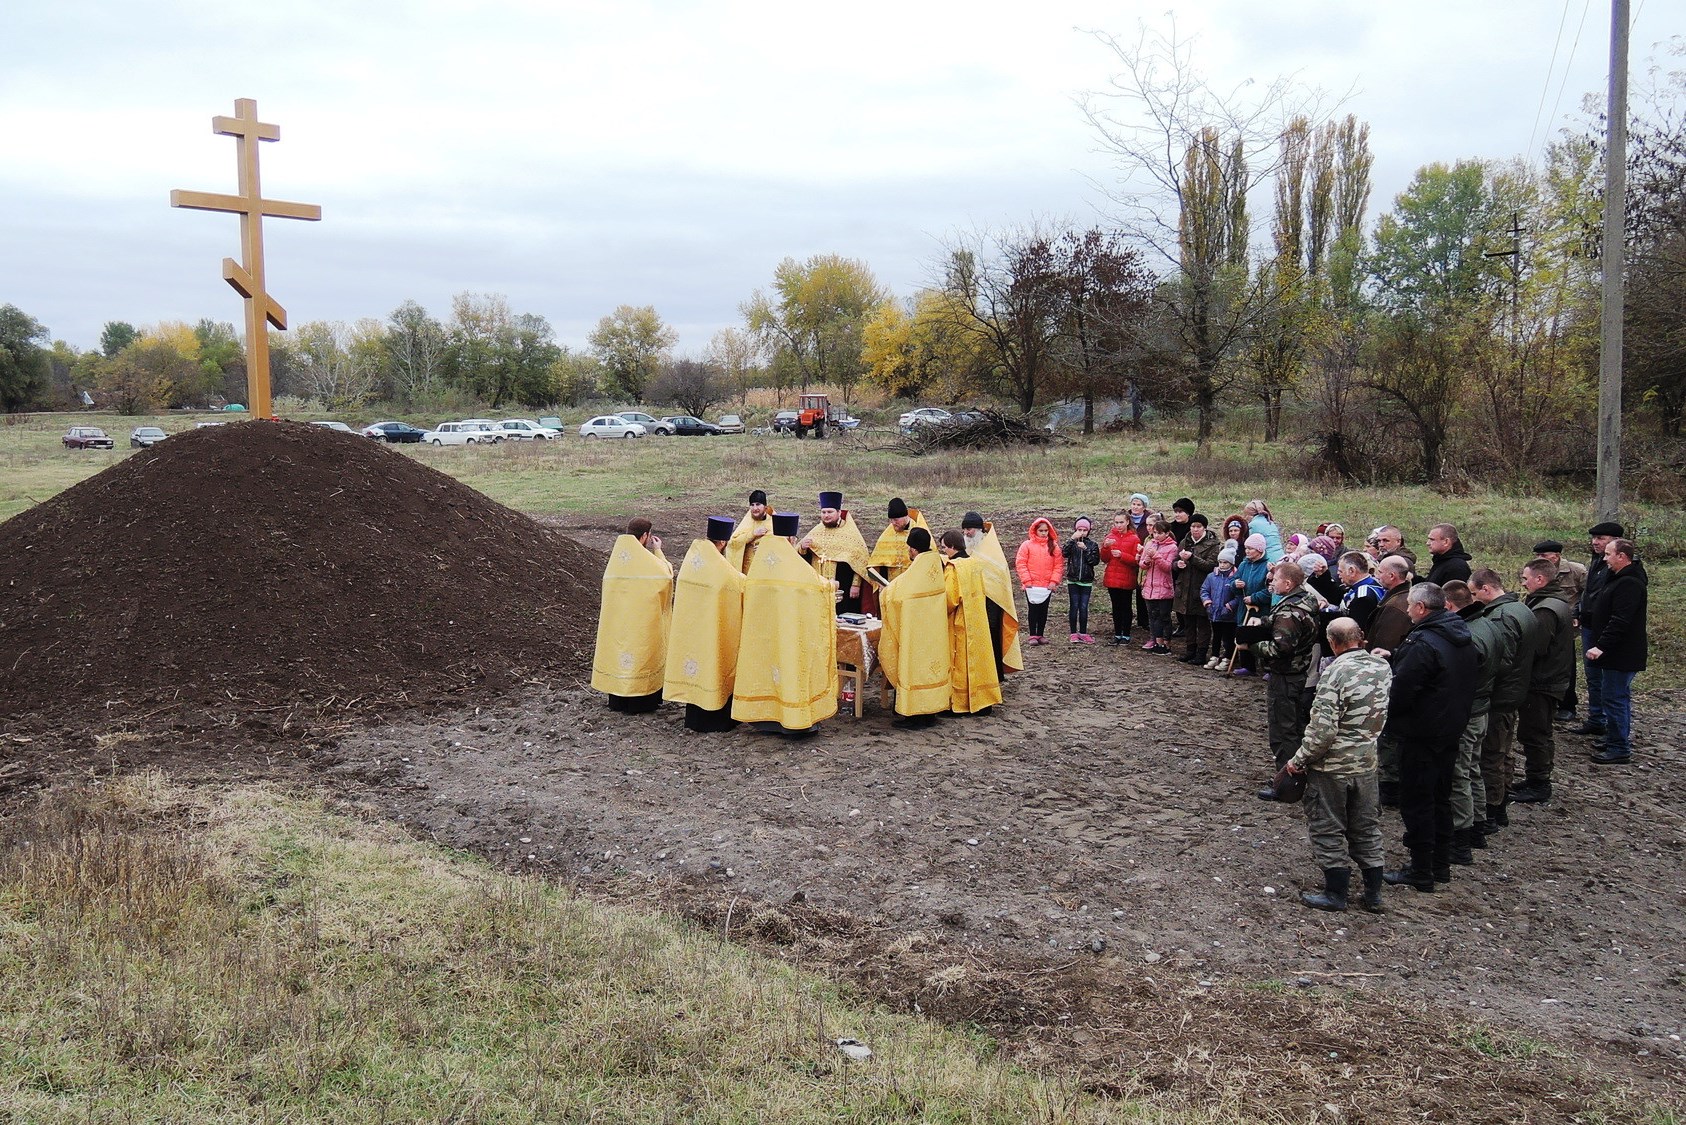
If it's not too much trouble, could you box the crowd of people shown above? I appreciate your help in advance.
[591,490,1651,916]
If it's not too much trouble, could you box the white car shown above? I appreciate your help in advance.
[459,418,506,442]
[716,414,745,434]
[310,420,356,433]
[898,407,951,431]
[496,418,561,441]
[423,421,501,445]
[579,415,648,439]
[615,410,674,435]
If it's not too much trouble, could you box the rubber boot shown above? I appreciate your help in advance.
[1300,868,1349,912]
[1384,853,1435,892]
[1359,866,1385,913]
[1449,827,1474,866]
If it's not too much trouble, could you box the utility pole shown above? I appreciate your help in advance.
[1596,0,1629,522]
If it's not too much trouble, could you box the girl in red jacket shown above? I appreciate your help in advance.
[1014,518,1061,645]
[1101,510,1140,645]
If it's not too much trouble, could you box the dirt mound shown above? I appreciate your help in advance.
[0,423,601,736]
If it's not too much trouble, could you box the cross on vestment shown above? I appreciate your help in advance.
[171,98,321,419]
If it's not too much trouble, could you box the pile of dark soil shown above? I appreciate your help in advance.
[0,423,601,737]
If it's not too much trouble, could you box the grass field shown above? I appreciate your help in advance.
[6,410,1680,692]
[0,774,1195,1123]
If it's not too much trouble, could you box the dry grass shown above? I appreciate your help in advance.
[0,774,1202,1123]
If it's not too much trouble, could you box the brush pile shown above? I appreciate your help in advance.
[896,410,1057,455]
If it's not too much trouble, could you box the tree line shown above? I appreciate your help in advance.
[3,35,1681,486]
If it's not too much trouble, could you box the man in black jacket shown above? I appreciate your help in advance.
[1572,521,1625,737]
[1383,583,1478,891]
[1584,539,1648,764]
[1425,523,1473,586]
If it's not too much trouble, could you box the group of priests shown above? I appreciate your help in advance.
[590,493,1023,735]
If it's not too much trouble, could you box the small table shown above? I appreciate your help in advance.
[836,619,883,719]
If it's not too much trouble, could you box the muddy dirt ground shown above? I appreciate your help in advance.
[313,515,1686,1121]
[7,512,1683,1120]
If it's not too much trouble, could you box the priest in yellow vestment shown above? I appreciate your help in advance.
[938,529,1004,715]
[866,497,929,586]
[960,511,1024,676]
[591,518,674,712]
[877,528,951,729]
[663,516,746,732]
[731,512,839,735]
[726,489,773,573]
[797,490,872,614]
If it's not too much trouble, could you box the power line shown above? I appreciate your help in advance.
[1541,0,1595,163]
[1527,0,1575,162]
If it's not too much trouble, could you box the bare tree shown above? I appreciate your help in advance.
[1080,22,1333,439]
[648,357,729,418]
[940,230,1066,413]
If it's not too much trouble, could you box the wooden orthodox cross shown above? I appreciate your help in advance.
[171,98,321,419]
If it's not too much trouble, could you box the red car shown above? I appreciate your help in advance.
[63,427,115,450]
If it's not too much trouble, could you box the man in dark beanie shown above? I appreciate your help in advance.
[1573,522,1626,738]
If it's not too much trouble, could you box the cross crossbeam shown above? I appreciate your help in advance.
[171,98,320,418]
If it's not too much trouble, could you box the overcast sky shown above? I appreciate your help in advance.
[4,1,1682,355]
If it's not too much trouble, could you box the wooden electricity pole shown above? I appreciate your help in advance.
[1596,0,1628,522]
[171,99,321,419]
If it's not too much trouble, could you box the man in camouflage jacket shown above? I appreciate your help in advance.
[1246,560,1321,777]
[1283,616,1392,912]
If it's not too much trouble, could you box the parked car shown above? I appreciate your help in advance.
[63,426,114,450]
[194,420,227,428]
[422,421,501,445]
[129,426,167,448]
[615,411,674,436]
[496,419,561,440]
[310,420,356,434]
[835,413,862,430]
[579,415,648,439]
[537,415,565,431]
[661,415,724,436]
[362,421,427,443]
[715,413,745,434]
[770,410,802,433]
[897,407,951,431]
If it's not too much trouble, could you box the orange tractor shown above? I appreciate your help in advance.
[792,392,839,438]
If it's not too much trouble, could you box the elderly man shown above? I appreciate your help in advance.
[1244,560,1321,797]
[1471,567,1539,831]
[1383,583,1478,892]
[1366,525,1418,571]
[797,491,872,614]
[1584,538,1648,765]
[591,517,674,713]
[1281,618,1392,913]
[1366,555,1414,806]
[663,516,746,732]
[1572,521,1626,738]
[1512,558,1575,803]
[1331,551,1385,637]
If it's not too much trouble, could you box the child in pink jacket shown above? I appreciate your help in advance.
[1014,517,1062,645]
[1139,519,1178,654]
